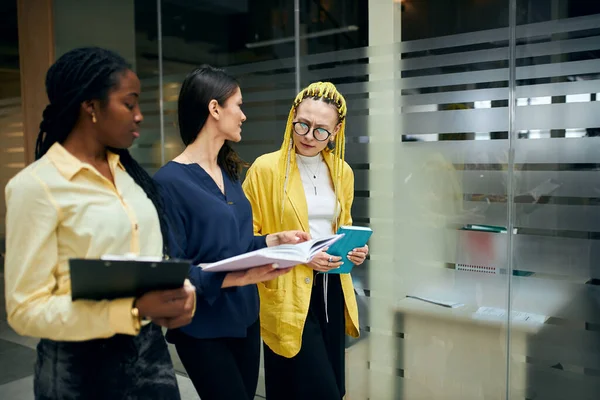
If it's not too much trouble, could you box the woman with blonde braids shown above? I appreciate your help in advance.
[243,82,369,399]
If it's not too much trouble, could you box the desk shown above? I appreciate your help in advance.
[392,259,600,399]
[394,297,546,399]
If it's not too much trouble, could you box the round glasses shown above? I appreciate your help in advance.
[292,121,332,142]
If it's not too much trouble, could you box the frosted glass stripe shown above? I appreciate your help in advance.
[238,15,600,73]
[400,68,508,90]
[517,59,600,81]
[402,15,600,53]
[514,234,600,279]
[461,170,508,195]
[517,80,600,99]
[401,88,508,107]
[296,64,370,83]
[140,17,600,89]
[401,36,599,72]
[516,203,600,232]
[515,138,600,164]
[519,35,600,59]
[517,14,600,39]
[403,27,509,53]
[299,42,395,67]
[465,201,600,232]
[402,47,507,71]
[395,140,510,164]
[515,102,600,131]
[402,108,508,135]
[514,171,600,199]
[398,59,600,92]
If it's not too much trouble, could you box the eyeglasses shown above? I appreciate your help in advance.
[292,121,332,142]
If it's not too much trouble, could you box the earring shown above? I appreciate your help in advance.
[327,140,336,151]
[91,112,97,124]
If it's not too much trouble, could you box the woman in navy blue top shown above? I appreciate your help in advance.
[154,65,309,400]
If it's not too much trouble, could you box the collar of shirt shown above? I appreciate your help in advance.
[46,142,126,181]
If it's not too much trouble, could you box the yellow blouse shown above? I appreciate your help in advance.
[4,143,163,341]
[243,150,359,358]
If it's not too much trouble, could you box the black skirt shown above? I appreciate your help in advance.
[263,271,346,400]
[34,323,180,400]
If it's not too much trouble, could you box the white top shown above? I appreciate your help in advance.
[296,153,339,239]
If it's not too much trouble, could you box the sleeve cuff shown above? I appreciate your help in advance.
[252,235,268,251]
[200,272,227,305]
[108,297,139,336]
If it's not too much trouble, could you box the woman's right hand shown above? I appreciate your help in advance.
[222,264,293,288]
[134,279,196,329]
[307,249,343,272]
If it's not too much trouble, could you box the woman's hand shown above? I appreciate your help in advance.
[307,249,343,273]
[266,230,311,247]
[348,245,369,266]
[135,279,196,329]
[222,264,293,288]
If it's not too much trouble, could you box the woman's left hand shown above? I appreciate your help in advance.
[348,245,369,266]
[266,230,311,247]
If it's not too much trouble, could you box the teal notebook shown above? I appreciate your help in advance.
[325,226,373,274]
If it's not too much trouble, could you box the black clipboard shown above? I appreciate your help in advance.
[69,257,190,301]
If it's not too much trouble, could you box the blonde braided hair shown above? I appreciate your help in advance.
[278,82,347,226]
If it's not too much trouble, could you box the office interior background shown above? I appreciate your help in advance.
[1,0,600,398]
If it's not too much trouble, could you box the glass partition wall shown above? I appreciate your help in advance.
[48,0,600,398]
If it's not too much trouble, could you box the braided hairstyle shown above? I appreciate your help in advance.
[35,47,170,257]
[178,65,247,181]
[278,82,348,226]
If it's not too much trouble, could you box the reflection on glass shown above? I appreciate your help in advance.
[512,2,600,399]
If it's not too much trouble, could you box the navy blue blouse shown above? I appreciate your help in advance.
[155,161,266,339]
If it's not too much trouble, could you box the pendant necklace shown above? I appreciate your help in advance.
[297,156,321,195]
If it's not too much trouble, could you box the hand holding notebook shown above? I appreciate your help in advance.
[325,226,373,274]
[200,234,344,272]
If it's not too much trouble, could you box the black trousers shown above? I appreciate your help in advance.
[264,272,346,400]
[34,323,180,400]
[171,319,261,400]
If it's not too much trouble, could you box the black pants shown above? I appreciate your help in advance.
[171,319,261,400]
[264,272,346,400]
[34,323,180,400]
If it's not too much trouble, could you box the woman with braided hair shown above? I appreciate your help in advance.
[4,47,195,399]
[243,82,369,399]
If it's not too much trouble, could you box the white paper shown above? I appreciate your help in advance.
[473,306,546,324]
[200,234,343,272]
[101,254,163,262]
[406,295,464,309]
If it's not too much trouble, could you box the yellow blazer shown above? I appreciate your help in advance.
[243,149,360,358]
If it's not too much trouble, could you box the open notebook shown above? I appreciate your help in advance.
[200,234,344,272]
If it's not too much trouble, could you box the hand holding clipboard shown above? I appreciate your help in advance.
[69,255,195,329]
